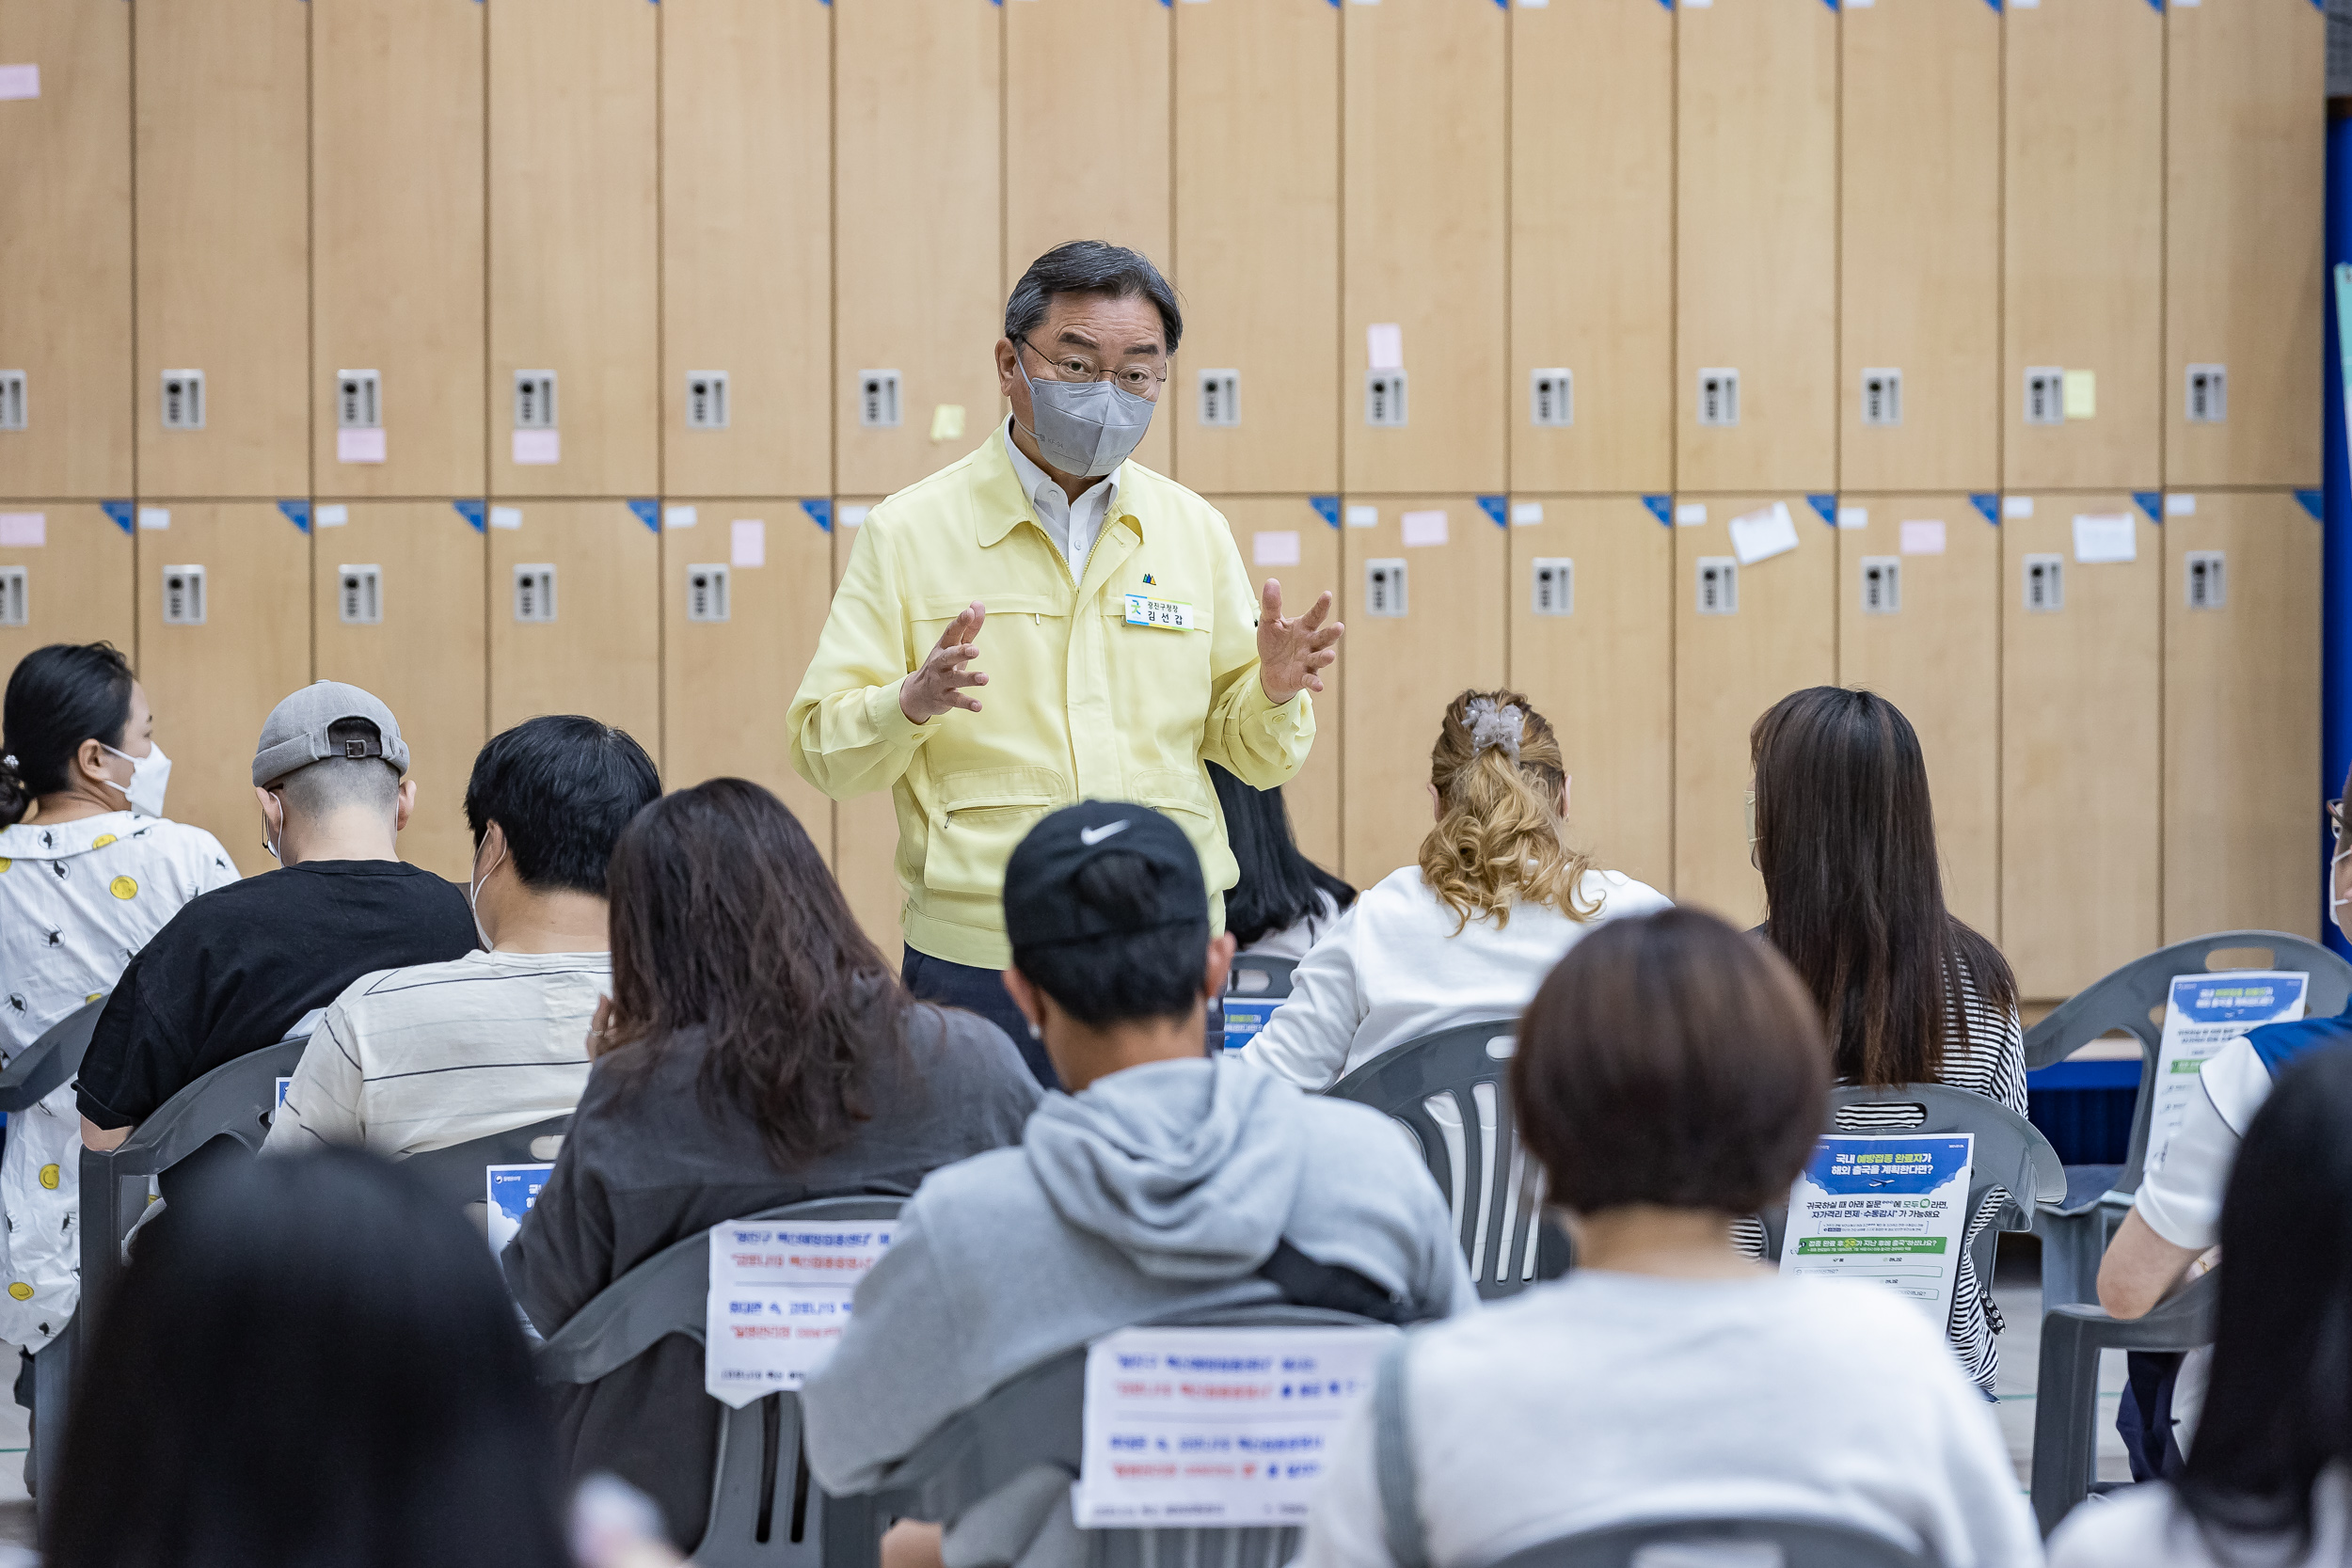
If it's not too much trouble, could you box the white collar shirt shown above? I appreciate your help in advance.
[1002,417,1121,578]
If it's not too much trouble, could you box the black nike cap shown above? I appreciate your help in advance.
[1003,800,1207,950]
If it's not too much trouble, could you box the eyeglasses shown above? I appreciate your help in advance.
[2329,798,2344,841]
[1018,337,1168,398]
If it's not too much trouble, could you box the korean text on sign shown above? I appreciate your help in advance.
[703,1219,896,1406]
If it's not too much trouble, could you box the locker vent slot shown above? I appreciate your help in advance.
[2185,550,2226,610]
[1363,558,1408,618]
[161,371,205,431]
[1531,558,1574,617]
[1695,556,1738,615]
[858,370,903,430]
[514,371,558,430]
[0,371,24,431]
[1198,370,1240,429]
[338,564,383,626]
[1697,369,1740,428]
[1861,368,1902,428]
[1530,369,1572,428]
[2185,364,2227,425]
[1860,556,1900,615]
[687,564,732,624]
[2024,553,2063,612]
[0,567,24,627]
[686,372,730,431]
[513,563,558,624]
[162,565,206,626]
[337,370,382,429]
[1365,371,1408,428]
[2023,368,2064,427]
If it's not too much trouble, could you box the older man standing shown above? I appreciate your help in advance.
[789,242,1342,1085]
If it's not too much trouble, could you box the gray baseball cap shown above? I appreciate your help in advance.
[251,681,410,786]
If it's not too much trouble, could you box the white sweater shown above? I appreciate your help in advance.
[1239,866,1671,1090]
[1295,1271,2042,1568]
[2048,1470,2352,1568]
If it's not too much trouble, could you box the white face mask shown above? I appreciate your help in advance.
[469,841,506,952]
[101,742,171,819]
[2331,834,2349,935]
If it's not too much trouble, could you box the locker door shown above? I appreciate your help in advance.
[2004,0,2162,491]
[485,501,660,744]
[661,499,834,855]
[135,0,310,499]
[1840,0,1999,493]
[2165,0,2324,488]
[1171,0,1339,495]
[312,0,485,500]
[1509,0,1672,495]
[1343,0,1506,497]
[134,503,312,876]
[1505,497,1673,894]
[1008,0,1171,476]
[1677,0,1836,494]
[487,0,658,499]
[1834,495,2001,937]
[0,1,131,499]
[2163,490,2323,941]
[1215,498,1343,873]
[311,501,486,881]
[1671,495,1838,925]
[1339,497,1507,881]
[663,0,832,499]
[0,506,135,690]
[2000,494,2160,999]
[830,499,901,956]
[834,0,1002,499]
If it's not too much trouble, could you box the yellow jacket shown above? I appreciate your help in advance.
[788,434,1315,968]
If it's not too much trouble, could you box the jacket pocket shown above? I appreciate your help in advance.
[921,765,1068,899]
[1131,767,1240,895]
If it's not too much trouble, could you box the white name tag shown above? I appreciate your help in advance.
[1124,594,1196,630]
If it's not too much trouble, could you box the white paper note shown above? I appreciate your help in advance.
[664,506,698,530]
[0,514,45,547]
[2072,513,2137,564]
[839,505,870,529]
[1899,519,1947,556]
[137,508,170,531]
[1400,510,1448,547]
[314,504,349,529]
[1365,325,1404,372]
[336,428,386,464]
[1511,501,1544,527]
[1727,501,1799,566]
[2003,496,2034,520]
[512,429,561,466]
[1836,507,1868,531]
[2166,494,2197,517]
[705,1217,896,1406]
[731,519,766,568]
[1675,502,1708,526]
[488,506,523,531]
[0,65,39,101]
[1345,505,1377,530]
[1252,531,1301,567]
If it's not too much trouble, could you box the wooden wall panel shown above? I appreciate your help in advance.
[1215,498,1343,875]
[485,500,660,742]
[0,506,135,691]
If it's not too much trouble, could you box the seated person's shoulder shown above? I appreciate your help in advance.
[1286,1083,1425,1170]
[1581,867,1671,915]
[899,1000,1044,1096]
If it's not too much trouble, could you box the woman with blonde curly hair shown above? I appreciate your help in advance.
[1241,689,1669,1090]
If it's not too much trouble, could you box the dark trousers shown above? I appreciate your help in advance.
[901,947,1060,1090]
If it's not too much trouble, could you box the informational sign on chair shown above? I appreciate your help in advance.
[486,1164,553,1257]
[1780,1135,1973,1332]
[703,1218,896,1406]
[2144,971,2308,1175]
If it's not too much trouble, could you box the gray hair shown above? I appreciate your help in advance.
[1005,241,1184,353]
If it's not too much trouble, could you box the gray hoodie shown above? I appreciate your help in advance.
[802,1054,1476,1564]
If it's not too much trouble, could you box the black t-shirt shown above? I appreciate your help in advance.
[76,860,477,1129]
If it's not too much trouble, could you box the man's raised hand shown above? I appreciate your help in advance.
[900,602,990,723]
[1256,579,1343,704]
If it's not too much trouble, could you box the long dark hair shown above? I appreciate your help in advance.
[1750,687,2015,1086]
[603,778,907,1169]
[47,1148,568,1568]
[1209,763,1354,947]
[0,641,135,826]
[2174,1045,2352,1555]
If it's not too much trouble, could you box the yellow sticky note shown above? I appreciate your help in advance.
[930,404,966,442]
[2062,369,2096,420]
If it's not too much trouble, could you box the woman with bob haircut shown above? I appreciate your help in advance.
[503,778,1041,1552]
[1292,909,2038,1568]
[1243,689,1668,1089]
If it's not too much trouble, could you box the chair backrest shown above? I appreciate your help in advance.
[1485,1516,1932,1568]
[401,1115,574,1211]
[1327,1020,1562,1299]
[537,1195,904,1568]
[1227,955,1297,1002]
[0,995,104,1113]
[2024,929,2352,1193]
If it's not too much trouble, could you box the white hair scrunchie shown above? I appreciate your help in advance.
[1463,697,1523,764]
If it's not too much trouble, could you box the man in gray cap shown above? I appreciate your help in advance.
[77,682,475,1150]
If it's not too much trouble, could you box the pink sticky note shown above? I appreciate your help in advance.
[1366,324,1404,372]
[512,429,561,466]
[0,65,39,101]
[1899,519,1947,556]
[0,513,45,546]
[730,518,766,568]
[1400,510,1448,547]
[337,428,387,464]
[1252,531,1301,567]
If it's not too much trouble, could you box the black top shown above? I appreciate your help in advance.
[76,860,476,1129]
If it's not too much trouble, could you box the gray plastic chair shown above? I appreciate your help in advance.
[1217,955,1299,1051]
[535,1195,903,1568]
[401,1114,573,1211]
[1484,1517,1932,1568]
[0,995,103,1113]
[1328,1020,1565,1299]
[2026,930,2352,1313]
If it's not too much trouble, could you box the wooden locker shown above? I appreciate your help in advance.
[1170,0,1339,494]
[134,503,312,876]
[2000,494,2161,999]
[1671,495,1838,926]
[1007,0,1171,476]
[660,499,835,854]
[2004,0,2163,491]
[0,506,135,690]
[830,499,901,957]
[135,0,310,499]
[1343,0,1506,496]
[312,0,485,501]
[834,0,1002,499]
[1505,497,1674,895]
[1214,498,1343,875]
[1509,0,1673,495]
[485,501,660,745]
[311,501,486,881]
[0,0,132,499]
[1834,495,2002,937]
[2165,0,2324,488]
[2163,490,2323,942]
[487,0,658,499]
[1677,0,1837,494]
[1339,497,1507,882]
[662,0,832,499]
[1839,0,2000,493]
